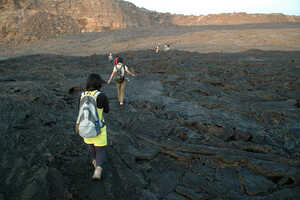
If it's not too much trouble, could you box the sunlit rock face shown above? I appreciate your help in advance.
[0,0,157,43]
[1,0,300,44]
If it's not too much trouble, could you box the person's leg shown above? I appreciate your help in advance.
[95,146,106,167]
[92,146,106,180]
[88,144,96,168]
[119,81,126,105]
[88,144,96,160]
[116,82,121,102]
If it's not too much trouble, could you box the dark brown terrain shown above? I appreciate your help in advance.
[1,1,300,200]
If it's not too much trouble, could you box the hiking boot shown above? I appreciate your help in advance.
[92,167,102,180]
[92,160,96,168]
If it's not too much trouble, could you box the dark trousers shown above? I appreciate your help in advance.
[88,144,106,167]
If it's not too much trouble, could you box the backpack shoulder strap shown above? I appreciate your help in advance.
[91,91,101,102]
[116,63,124,69]
[94,91,101,98]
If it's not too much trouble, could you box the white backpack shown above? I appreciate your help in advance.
[76,91,104,138]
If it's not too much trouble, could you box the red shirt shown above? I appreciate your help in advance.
[113,58,118,65]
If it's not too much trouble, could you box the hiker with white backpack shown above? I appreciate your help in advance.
[107,57,136,105]
[75,73,109,180]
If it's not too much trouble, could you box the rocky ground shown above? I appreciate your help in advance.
[0,24,300,200]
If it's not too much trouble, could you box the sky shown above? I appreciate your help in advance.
[125,0,300,16]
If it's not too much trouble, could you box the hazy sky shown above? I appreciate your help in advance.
[125,0,300,15]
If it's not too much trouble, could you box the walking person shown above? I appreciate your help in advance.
[75,73,109,180]
[108,52,113,65]
[107,57,136,105]
[155,45,160,54]
[164,44,170,51]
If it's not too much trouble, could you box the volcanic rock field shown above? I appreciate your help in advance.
[0,23,300,200]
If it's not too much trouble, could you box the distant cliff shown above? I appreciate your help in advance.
[170,13,300,26]
[1,0,299,44]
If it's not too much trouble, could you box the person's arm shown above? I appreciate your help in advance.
[75,95,81,134]
[97,93,109,113]
[125,66,136,77]
[107,68,116,84]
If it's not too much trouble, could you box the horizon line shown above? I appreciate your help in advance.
[142,9,300,16]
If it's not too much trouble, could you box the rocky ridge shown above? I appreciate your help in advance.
[171,13,300,26]
[1,0,300,44]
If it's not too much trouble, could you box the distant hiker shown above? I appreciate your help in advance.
[164,44,170,51]
[155,45,160,53]
[75,73,109,180]
[108,52,113,65]
[107,57,136,105]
